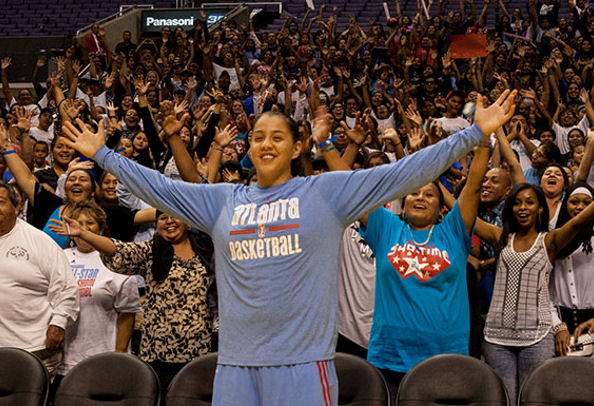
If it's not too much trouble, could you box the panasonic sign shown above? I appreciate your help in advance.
[142,9,229,33]
[146,16,196,27]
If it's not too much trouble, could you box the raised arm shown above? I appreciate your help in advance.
[312,91,517,223]
[495,127,526,185]
[458,142,491,234]
[61,118,232,232]
[576,131,593,183]
[546,200,594,262]
[0,124,37,203]
[1,58,13,103]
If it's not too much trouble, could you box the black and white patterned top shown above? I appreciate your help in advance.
[484,232,553,346]
[102,240,213,363]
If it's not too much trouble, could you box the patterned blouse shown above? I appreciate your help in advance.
[484,232,553,346]
[102,240,212,363]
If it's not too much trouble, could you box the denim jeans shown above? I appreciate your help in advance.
[483,332,554,405]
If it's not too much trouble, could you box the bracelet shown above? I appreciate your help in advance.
[2,150,17,156]
[211,145,224,152]
[318,136,338,149]
[322,145,336,152]
[553,322,568,334]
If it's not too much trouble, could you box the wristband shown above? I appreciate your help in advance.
[115,147,125,153]
[212,145,224,152]
[2,149,17,156]
[322,145,336,152]
[553,323,568,334]
[318,136,337,149]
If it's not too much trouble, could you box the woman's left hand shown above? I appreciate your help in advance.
[554,329,570,356]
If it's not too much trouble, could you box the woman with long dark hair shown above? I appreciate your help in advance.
[49,208,215,392]
[476,183,594,405]
[550,182,594,356]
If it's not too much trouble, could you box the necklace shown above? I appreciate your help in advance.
[407,224,435,246]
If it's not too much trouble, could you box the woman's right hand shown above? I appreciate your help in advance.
[48,216,82,237]
[62,119,107,158]
[574,318,594,340]
[67,157,95,173]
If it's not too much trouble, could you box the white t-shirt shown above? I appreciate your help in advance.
[213,62,241,89]
[58,249,141,375]
[511,138,541,171]
[553,116,590,155]
[337,222,376,348]
[434,116,470,135]
[76,88,107,109]
[30,125,54,145]
[0,219,79,351]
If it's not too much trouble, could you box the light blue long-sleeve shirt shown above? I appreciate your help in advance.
[94,124,484,366]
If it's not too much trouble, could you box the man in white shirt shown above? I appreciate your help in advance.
[0,182,79,377]
[434,90,470,135]
[29,108,54,146]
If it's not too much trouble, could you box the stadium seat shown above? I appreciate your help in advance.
[519,357,594,406]
[54,352,160,406]
[397,354,508,406]
[166,352,218,406]
[335,352,390,406]
[0,347,49,406]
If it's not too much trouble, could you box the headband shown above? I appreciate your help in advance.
[569,187,593,199]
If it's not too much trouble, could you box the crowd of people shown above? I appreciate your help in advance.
[0,0,593,404]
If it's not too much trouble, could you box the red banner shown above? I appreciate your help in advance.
[449,34,488,59]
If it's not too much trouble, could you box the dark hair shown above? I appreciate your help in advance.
[539,163,569,191]
[400,181,446,223]
[567,128,585,145]
[498,184,549,251]
[252,111,302,176]
[364,151,390,168]
[66,168,97,194]
[39,107,52,116]
[539,141,562,165]
[0,181,21,207]
[555,182,593,257]
[537,127,556,141]
[34,140,49,149]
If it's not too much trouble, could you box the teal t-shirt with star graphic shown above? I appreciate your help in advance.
[361,201,472,373]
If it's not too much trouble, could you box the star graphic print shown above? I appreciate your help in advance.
[387,241,451,282]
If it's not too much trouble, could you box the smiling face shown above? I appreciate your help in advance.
[156,213,189,243]
[568,130,584,149]
[249,113,302,187]
[567,192,593,219]
[512,188,543,230]
[481,168,511,205]
[100,173,118,202]
[403,183,442,230]
[65,170,94,203]
[540,166,565,198]
[52,137,76,169]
